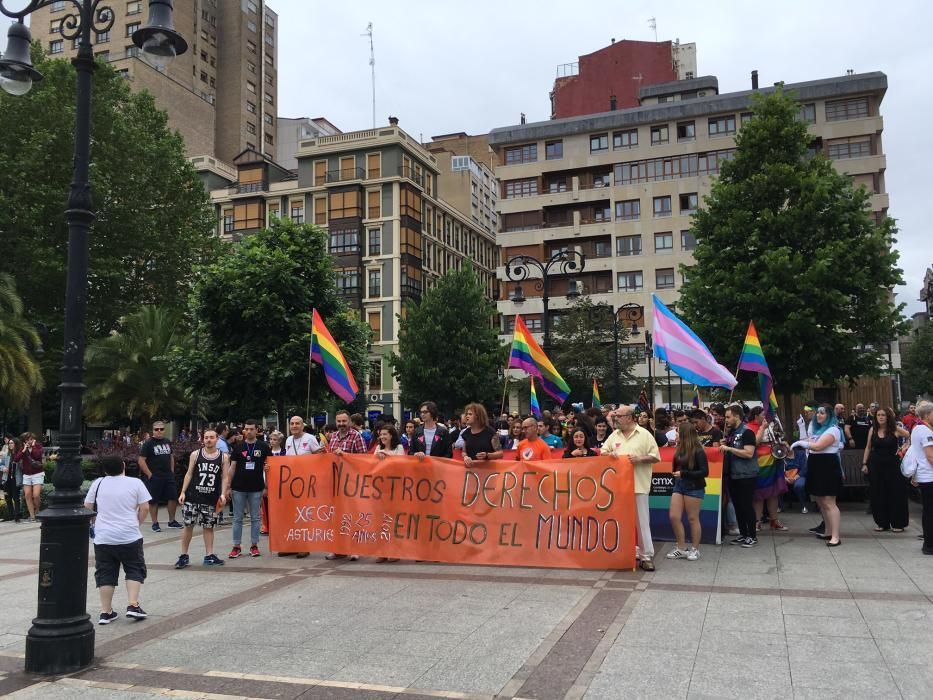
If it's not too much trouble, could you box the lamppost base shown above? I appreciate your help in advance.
[24,622,95,675]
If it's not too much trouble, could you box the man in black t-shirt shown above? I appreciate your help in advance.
[845,403,873,450]
[228,419,271,559]
[138,420,179,532]
[690,409,723,447]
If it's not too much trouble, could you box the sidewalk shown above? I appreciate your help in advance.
[0,502,931,699]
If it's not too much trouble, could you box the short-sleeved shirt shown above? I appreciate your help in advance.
[542,433,563,449]
[912,424,933,483]
[723,426,758,479]
[601,425,661,494]
[846,415,873,449]
[140,438,173,475]
[231,440,271,492]
[696,427,724,447]
[285,433,320,455]
[515,438,553,462]
[328,429,367,454]
[85,475,151,545]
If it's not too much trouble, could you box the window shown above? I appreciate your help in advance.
[329,228,360,254]
[681,230,696,250]
[368,228,381,256]
[367,190,381,219]
[264,51,273,66]
[247,0,258,12]
[246,101,256,114]
[617,235,642,257]
[740,112,754,125]
[247,40,257,55]
[677,121,695,141]
[827,137,871,160]
[264,92,273,105]
[126,44,139,57]
[265,33,273,46]
[313,160,327,187]
[366,153,381,178]
[127,1,142,15]
[619,345,646,363]
[222,210,233,233]
[329,190,361,219]
[313,197,326,225]
[616,199,641,221]
[825,97,869,121]
[125,22,140,37]
[504,143,537,165]
[368,359,382,391]
[264,133,273,146]
[50,19,62,33]
[264,113,273,125]
[400,264,423,296]
[656,268,675,289]
[399,186,421,221]
[96,30,110,43]
[618,271,643,292]
[653,196,672,217]
[797,103,816,124]
[247,20,257,33]
[200,70,208,83]
[246,80,256,94]
[708,115,736,136]
[247,60,255,73]
[96,50,110,61]
[268,203,279,220]
[504,178,538,198]
[679,193,698,213]
[246,122,256,135]
[650,125,669,145]
[290,201,304,224]
[613,129,638,149]
[367,269,381,298]
[368,312,381,338]
[593,239,612,258]
[592,206,612,223]
[654,232,673,252]
[49,40,63,54]
[336,270,360,295]
[233,202,262,230]
[545,140,563,159]
[265,72,273,85]
[614,149,736,184]
[590,133,609,153]
[51,1,65,11]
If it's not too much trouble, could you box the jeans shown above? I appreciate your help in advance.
[792,476,808,505]
[232,490,262,546]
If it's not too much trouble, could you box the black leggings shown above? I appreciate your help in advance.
[3,484,21,521]
[729,477,758,539]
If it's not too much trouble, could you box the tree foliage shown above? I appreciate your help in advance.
[84,306,190,425]
[549,298,636,406]
[677,88,906,407]
[902,324,933,401]
[0,273,43,410]
[391,265,503,417]
[174,219,370,419]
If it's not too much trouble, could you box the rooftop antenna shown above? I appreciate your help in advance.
[648,17,657,42]
[362,22,375,128]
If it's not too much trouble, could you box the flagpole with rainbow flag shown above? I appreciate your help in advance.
[310,309,360,409]
[736,320,779,418]
[508,315,571,406]
[592,377,601,409]
[529,377,542,418]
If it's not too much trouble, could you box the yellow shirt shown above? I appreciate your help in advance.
[601,425,660,494]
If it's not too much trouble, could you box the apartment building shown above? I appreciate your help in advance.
[208,121,498,417]
[28,0,278,164]
[276,117,342,170]
[425,136,498,240]
[490,71,890,407]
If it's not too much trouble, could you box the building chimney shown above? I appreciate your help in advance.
[388,116,399,126]
[751,70,759,90]
[610,95,617,111]
[520,112,526,124]
[611,37,615,44]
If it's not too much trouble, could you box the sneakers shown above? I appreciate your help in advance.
[741,537,759,548]
[151,522,162,533]
[666,548,687,559]
[228,546,242,559]
[249,544,261,557]
[756,521,762,532]
[203,554,225,566]
[167,520,183,529]
[174,554,190,569]
[730,536,746,545]
[686,548,700,561]
[809,523,826,535]
[98,610,118,625]
[126,604,148,620]
[727,527,740,536]
[801,506,808,514]
[770,519,789,531]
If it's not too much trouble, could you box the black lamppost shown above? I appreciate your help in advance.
[644,330,654,412]
[506,249,586,353]
[0,0,187,675]
[585,302,644,405]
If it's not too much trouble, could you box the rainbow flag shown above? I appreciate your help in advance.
[592,378,601,408]
[310,309,359,404]
[508,315,571,404]
[529,377,541,418]
[638,385,651,413]
[737,321,779,418]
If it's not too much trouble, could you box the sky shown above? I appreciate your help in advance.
[6,0,931,314]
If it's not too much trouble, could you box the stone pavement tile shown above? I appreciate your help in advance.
[786,634,883,664]
[780,596,861,618]
[890,663,933,700]
[875,636,933,666]
[600,638,693,673]
[782,614,873,638]
[855,599,933,639]
[790,660,900,695]
[412,650,526,695]
[584,665,691,699]
[792,687,892,700]
[331,650,438,687]
[687,659,791,699]
[705,592,782,615]
[612,619,702,654]
[6,682,179,699]
[702,609,785,635]
[379,629,464,657]
[0,633,24,650]
[693,630,787,659]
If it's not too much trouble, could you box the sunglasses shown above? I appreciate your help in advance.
[153,427,165,431]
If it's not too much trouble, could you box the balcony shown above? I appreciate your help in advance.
[398,165,424,188]
[327,167,365,183]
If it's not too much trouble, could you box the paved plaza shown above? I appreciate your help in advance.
[0,502,932,699]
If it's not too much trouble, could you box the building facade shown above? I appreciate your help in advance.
[425,138,498,241]
[276,117,342,171]
[490,72,890,408]
[28,0,278,164]
[208,122,498,418]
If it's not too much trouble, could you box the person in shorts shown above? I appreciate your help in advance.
[84,456,151,624]
[138,420,180,532]
[175,429,230,569]
[667,423,710,561]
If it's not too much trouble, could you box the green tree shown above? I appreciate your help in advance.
[902,324,933,400]
[84,306,190,425]
[549,298,636,406]
[676,87,906,418]
[175,219,369,419]
[0,273,43,410]
[391,265,503,417]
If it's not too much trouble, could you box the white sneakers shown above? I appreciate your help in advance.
[666,547,700,561]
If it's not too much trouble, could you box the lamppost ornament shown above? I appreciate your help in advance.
[0,0,186,675]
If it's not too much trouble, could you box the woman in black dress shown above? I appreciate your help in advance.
[862,407,910,532]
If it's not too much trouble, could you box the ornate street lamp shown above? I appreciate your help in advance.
[584,303,644,406]
[505,250,586,353]
[0,0,187,675]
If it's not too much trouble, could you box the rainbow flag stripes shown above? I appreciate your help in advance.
[310,309,359,404]
[508,315,571,404]
[592,378,601,408]
[737,321,779,418]
[529,377,542,418]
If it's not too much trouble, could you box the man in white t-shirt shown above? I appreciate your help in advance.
[85,456,152,624]
[285,415,321,455]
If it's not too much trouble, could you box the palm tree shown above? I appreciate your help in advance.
[84,306,190,425]
[0,273,43,410]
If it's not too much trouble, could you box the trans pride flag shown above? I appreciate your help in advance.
[650,295,737,389]
[310,309,359,404]
[737,321,779,418]
[508,315,571,404]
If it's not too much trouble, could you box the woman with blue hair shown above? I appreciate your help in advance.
[800,404,845,546]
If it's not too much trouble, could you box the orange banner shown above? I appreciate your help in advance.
[266,453,637,570]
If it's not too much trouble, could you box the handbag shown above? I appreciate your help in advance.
[901,446,918,479]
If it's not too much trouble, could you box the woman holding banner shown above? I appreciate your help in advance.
[375,426,406,458]
[563,428,598,458]
[667,424,709,561]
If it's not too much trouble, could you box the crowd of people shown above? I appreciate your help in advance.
[5,398,932,625]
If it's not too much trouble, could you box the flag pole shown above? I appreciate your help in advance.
[499,366,510,417]
[306,356,312,419]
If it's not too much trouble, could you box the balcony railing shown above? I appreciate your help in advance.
[398,166,424,187]
[234,181,267,194]
[326,167,366,183]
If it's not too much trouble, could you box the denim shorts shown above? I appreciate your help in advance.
[673,482,705,499]
[22,473,44,487]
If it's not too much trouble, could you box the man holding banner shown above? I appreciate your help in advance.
[602,406,661,570]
